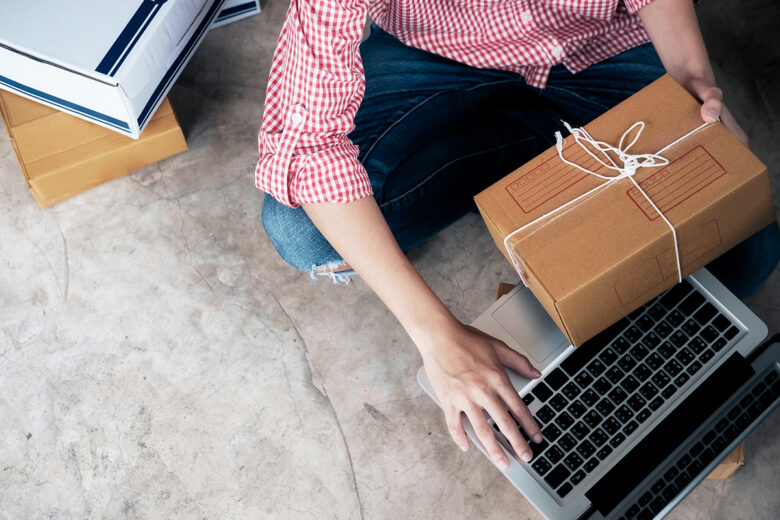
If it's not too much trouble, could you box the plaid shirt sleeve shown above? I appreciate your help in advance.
[255,0,373,208]
[623,0,656,14]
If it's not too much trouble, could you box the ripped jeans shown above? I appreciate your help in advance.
[261,25,780,297]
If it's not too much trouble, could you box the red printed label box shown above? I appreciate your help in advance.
[475,74,776,346]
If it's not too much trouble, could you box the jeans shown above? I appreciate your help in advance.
[262,25,780,298]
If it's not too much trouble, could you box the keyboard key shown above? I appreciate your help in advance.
[621,375,640,394]
[649,496,666,515]
[677,454,692,470]
[648,397,664,411]
[582,410,602,428]
[561,320,629,376]
[635,364,653,382]
[664,466,679,482]
[724,326,739,340]
[626,504,641,518]
[623,420,638,436]
[575,371,594,389]
[608,387,628,405]
[674,373,690,387]
[569,400,587,419]
[689,336,708,354]
[667,310,685,327]
[651,478,666,494]
[655,321,674,339]
[675,471,692,490]
[606,366,624,385]
[532,457,552,476]
[682,319,701,337]
[676,348,694,365]
[589,428,609,447]
[576,440,596,459]
[532,382,554,402]
[658,341,676,359]
[636,409,651,423]
[711,314,730,332]
[659,281,693,309]
[611,337,631,354]
[615,405,634,423]
[670,330,688,348]
[629,304,647,321]
[687,361,703,376]
[639,382,658,400]
[628,394,647,412]
[701,325,719,343]
[581,389,600,407]
[690,442,704,457]
[688,459,703,475]
[597,445,613,460]
[630,343,649,361]
[562,382,581,400]
[522,394,535,406]
[537,405,556,424]
[594,377,612,394]
[648,303,666,321]
[571,421,590,440]
[626,326,643,343]
[603,417,621,436]
[546,368,568,391]
[555,411,574,431]
[596,398,615,417]
[600,348,619,366]
[678,292,705,315]
[557,482,573,498]
[664,359,683,377]
[661,384,676,400]
[564,452,584,471]
[662,483,679,502]
[646,352,664,371]
[652,371,671,390]
[570,469,586,485]
[642,332,661,350]
[584,457,599,473]
[712,337,727,352]
[545,445,565,464]
[702,429,717,444]
[530,438,549,459]
[609,433,626,448]
[550,393,569,412]
[727,406,741,421]
[543,424,562,442]
[544,464,571,489]
[559,433,577,452]
[693,303,718,325]
[724,424,739,442]
[700,348,715,364]
[638,490,653,507]
[714,418,729,432]
[618,355,637,372]
[636,314,655,332]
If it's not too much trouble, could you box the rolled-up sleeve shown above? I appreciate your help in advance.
[623,0,656,14]
[255,0,373,208]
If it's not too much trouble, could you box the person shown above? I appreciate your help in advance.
[257,0,780,471]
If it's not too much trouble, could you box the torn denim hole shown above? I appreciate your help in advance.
[309,261,356,285]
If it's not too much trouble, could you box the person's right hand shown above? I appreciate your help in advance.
[419,320,543,469]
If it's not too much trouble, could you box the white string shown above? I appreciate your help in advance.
[503,120,711,285]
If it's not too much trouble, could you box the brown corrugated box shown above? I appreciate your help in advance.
[0,90,187,208]
[495,281,745,479]
[476,75,776,346]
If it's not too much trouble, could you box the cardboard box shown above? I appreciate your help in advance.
[495,281,746,479]
[212,0,261,28]
[0,0,226,138]
[476,75,776,346]
[0,90,187,208]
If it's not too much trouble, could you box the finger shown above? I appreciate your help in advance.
[494,341,541,379]
[485,398,534,463]
[444,406,470,452]
[499,383,543,444]
[697,85,722,123]
[465,404,510,469]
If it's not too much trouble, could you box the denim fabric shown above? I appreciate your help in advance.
[261,25,780,296]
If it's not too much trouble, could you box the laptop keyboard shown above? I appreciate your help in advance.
[617,369,779,520]
[493,280,743,500]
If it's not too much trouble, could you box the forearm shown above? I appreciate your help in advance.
[302,197,457,356]
[638,0,713,85]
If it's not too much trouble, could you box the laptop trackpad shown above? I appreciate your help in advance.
[491,288,568,365]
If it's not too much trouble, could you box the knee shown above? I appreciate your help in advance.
[261,193,340,272]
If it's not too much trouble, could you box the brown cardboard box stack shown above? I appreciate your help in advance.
[0,90,187,208]
[477,74,776,347]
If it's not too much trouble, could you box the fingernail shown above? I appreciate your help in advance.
[533,433,543,443]
[497,458,510,469]
[532,368,542,378]
[704,108,718,122]
[521,451,533,462]
[459,443,469,452]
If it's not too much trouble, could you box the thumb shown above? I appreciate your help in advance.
[689,79,722,123]
[494,341,541,379]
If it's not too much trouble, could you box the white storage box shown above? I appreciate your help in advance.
[0,0,227,138]
[212,0,261,28]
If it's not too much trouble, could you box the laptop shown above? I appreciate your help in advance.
[417,267,779,519]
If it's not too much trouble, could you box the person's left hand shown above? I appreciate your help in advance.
[684,77,749,147]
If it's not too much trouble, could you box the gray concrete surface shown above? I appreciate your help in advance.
[1,1,778,518]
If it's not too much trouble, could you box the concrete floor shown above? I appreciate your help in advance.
[1,1,778,518]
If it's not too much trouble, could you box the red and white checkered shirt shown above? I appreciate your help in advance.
[256,0,654,208]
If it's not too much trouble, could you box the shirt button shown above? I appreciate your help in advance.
[291,112,303,125]
[551,45,564,58]
[520,11,532,24]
